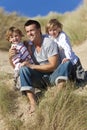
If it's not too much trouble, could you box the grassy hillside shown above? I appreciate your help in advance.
[0,0,87,129]
[0,74,87,130]
[0,0,87,50]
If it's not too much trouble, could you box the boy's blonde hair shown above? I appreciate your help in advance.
[6,26,24,41]
[45,19,63,34]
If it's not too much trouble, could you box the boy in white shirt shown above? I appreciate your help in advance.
[45,18,85,84]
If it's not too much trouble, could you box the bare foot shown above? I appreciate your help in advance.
[56,80,66,92]
[29,104,36,114]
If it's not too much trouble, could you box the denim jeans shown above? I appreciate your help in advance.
[49,61,73,85]
[19,61,73,92]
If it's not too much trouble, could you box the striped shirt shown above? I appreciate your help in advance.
[11,42,34,70]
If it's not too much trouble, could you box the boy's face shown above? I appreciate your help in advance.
[9,32,21,44]
[48,25,59,38]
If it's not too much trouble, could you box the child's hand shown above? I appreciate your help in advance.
[9,48,17,59]
[62,58,70,64]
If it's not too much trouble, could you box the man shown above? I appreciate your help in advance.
[9,20,73,114]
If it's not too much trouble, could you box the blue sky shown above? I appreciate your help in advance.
[0,0,83,17]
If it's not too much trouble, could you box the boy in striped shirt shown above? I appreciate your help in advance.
[6,27,34,90]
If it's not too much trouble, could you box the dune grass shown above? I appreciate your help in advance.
[29,84,87,130]
[0,0,87,50]
[0,74,87,130]
[0,0,87,129]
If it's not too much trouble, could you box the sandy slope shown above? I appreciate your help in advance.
[73,40,87,70]
[0,51,13,73]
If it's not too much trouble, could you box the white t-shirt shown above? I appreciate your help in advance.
[50,31,78,65]
[32,35,59,65]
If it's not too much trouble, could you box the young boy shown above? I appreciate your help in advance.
[6,26,34,90]
[45,18,85,84]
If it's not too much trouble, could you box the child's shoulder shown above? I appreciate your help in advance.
[58,31,67,39]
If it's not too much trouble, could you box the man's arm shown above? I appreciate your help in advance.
[26,54,59,72]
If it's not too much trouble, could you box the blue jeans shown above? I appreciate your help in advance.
[19,61,73,92]
[49,61,73,85]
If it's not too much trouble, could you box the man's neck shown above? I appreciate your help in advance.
[34,35,43,47]
[35,35,43,53]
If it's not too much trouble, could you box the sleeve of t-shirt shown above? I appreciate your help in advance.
[57,33,72,59]
[47,40,59,58]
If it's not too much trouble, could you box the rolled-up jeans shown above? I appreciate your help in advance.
[19,61,73,92]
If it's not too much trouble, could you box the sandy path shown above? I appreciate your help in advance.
[0,51,13,73]
[73,40,87,70]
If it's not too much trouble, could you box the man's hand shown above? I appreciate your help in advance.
[20,61,35,69]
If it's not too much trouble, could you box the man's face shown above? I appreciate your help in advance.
[25,24,40,43]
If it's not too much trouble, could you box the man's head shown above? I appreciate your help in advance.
[24,20,42,43]
[24,20,41,29]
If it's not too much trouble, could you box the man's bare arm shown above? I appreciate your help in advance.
[26,54,59,72]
